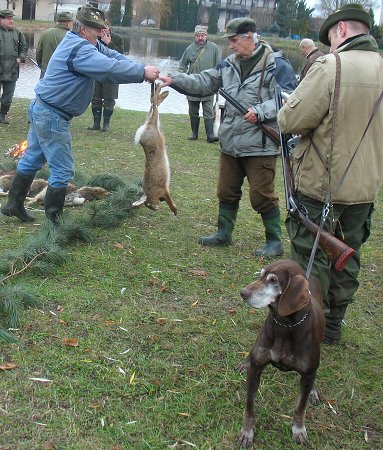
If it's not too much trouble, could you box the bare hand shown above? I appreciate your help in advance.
[144,65,160,82]
[158,74,173,87]
[244,108,258,124]
[100,29,111,45]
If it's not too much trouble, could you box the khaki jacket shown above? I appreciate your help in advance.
[278,35,383,204]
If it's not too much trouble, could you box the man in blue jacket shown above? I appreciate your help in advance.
[1,5,159,224]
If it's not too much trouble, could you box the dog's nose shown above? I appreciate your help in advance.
[240,287,249,300]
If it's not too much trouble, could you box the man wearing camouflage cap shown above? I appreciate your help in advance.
[1,4,160,224]
[278,4,383,344]
[178,25,219,143]
[36,11,74,78]
[160,18,284,258]
[0,9,28,124]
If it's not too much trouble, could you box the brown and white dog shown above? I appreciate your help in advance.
[238,259,324,448]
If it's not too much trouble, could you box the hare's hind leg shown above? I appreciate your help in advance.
[132,194,147,208]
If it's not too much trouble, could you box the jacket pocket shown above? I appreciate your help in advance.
[286,91,301,108]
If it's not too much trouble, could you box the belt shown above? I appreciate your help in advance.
[35,96,73,121]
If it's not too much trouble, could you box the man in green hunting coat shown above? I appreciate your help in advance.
[88,25,124,132]
[0,9,28,124]
[278,4,383,344]
[178,25,219,143]
[36,11,74,78]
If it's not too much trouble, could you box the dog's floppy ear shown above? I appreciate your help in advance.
[278,274,310,317]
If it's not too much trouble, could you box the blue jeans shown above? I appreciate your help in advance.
[17,100,74,188]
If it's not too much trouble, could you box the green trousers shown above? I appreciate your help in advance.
[285,193,373,311]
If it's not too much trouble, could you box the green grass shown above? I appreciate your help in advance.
[0,98,382,449]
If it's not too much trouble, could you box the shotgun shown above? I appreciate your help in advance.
[218,88,280,145]
[274,85,355,272]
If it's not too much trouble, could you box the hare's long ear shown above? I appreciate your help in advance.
[278,274,310,317]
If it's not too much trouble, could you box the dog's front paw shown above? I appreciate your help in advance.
[237,356,250,373]
[292,424,310,446]
[309,388,321,406]
[237,427,254,448]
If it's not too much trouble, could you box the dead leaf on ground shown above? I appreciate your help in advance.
[148,335,159,343]
[188,269,208,277]
[57,305,64,313]
[63,338,79,347]
[0,362,18,371]
[114,243,124,249]
[156,318,167,325]
[178,412,191,417]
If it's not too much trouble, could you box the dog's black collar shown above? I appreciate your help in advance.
[273,310,310,328]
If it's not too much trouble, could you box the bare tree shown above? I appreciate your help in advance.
[316,0,379,16]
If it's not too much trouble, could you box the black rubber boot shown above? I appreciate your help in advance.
[188,116,200,140]
[101,109,113,132]
[1,172,36,222]
[88,107,102,130]
[204,118,219,143]
[254,207,284,258]
[323,305,348,344]
[44,186,67,224]
[0,103,10,124]
[199,202,239,246]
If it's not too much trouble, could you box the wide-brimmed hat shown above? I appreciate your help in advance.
[222,18,256,38]
[319,3,371,46]
[56,11,73,22]
[0,9,15,18]
[76,5,108,29]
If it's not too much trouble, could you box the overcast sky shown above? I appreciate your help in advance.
[306,0,382,22]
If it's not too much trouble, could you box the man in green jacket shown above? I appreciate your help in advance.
[178,25,219,143]
[0,9,28,124]
[278,4,383,344]
[36,11,73,78]
[88,25,124,132]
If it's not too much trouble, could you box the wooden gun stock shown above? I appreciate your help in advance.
[294,208,355,272]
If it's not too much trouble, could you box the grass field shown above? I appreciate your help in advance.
[0,98,382,449]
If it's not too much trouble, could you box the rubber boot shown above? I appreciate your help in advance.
[44,186,67,225]
[87,107,102,130]
[1,172,36,222]
[323,305,348,344]
[254,207,284,257]
[101,109,113,132]
[199,202,239,246]
[204,118,219,143]
[0,103,10,124]
[188,116,200,140]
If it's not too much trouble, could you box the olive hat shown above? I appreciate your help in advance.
[319,3,371,46]
[56,11,73,22]
[222,18,256,38]
[0,9,15,18]
[76,5,108,29]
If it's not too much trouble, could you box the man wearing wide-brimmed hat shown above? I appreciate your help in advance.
[36,11,74,78]
[178,25,219,143]
[1,4,160,225]
[0,9,28,124]
[278,4,383,344]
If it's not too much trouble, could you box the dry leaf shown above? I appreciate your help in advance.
[104,321,118,326]
[114,243,124,249]
[28,377,52,383]
[63,338,79,347]
[191,300,199,307]
[188,269,208,277]
[0,362,18,371]
[148,335,159,343]
[178,412,191,417]
[156,318,167,325]
[57,305,64,313]
[129,372,136,384]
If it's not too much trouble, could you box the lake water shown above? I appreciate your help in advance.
[16,30,304,115]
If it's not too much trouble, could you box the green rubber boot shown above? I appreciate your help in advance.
[88,107,102,131]
[323,305,348,344]
[199,202,238,246]
[188,116,200,140]
[254,207,284,258]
